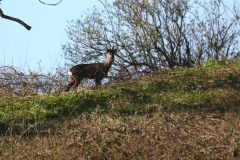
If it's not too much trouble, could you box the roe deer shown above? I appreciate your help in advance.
[65,47,117,92]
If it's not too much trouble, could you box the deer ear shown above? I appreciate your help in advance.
[106,47,109,52]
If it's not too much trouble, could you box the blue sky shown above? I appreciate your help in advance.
[0,0,237,73]
[0,0,103,72]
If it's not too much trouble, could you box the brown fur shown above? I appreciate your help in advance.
[65,48,117,92]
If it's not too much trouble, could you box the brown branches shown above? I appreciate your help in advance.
[0,0,62,30]
[38,0,63,6]
[0,66,66,98]
[0,8,31,30]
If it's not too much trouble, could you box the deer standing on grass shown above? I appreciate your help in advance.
[65,47,117,92]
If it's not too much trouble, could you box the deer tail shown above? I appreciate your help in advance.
[68,71,79,87]
[68,71,74,81]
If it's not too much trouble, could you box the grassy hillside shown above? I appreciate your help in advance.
[0,60,240,159]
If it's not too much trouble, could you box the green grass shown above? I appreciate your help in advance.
[1,60,239,124]
[0,59,240,159]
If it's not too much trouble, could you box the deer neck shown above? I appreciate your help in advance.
[104,55,114,69]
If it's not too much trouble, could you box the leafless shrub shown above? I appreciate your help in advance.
[0,66,67,98]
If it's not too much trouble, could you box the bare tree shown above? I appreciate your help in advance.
[63,0,193,76]
[63,0,240,79]
[192,0,240,62]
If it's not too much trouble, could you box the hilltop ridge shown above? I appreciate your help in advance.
[0,59,240,159]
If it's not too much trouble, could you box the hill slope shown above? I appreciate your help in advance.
[0,60,240,159]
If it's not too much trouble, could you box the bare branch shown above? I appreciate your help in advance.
[38,0,63,6]
[0,8,31,30]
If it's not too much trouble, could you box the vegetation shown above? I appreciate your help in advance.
[63,0,240,77]
[1,0,240,159]
[0,60,240,159]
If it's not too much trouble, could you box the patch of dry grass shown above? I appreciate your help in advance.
[1,111,240,160]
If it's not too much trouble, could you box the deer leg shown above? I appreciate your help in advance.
[65,81,75,92]
[95,78,102,87]
[65,73,76,92]
[72,77,82,91]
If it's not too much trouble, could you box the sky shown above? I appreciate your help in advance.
[0,0,237,73]
[0,0,104,72]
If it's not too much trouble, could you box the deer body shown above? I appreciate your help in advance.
[65,48,116,92]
